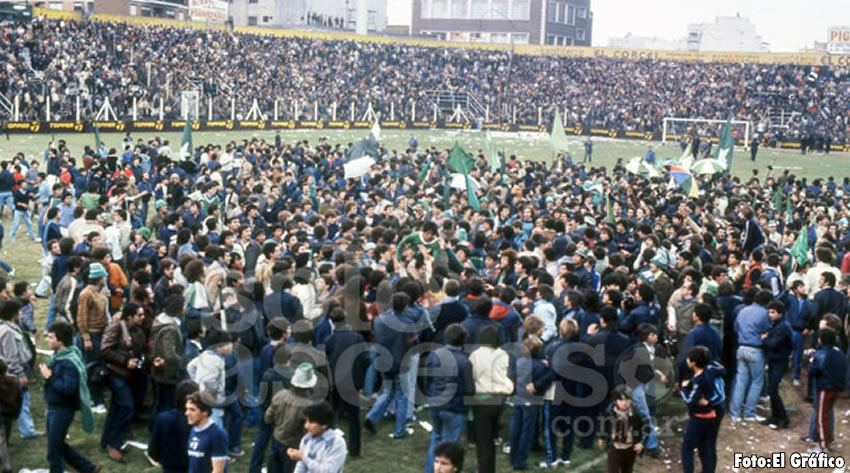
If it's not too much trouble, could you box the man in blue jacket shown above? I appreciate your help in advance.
[761,301,792,429]
[780,280,815,386]
[424,324,473,473]
[677,303,722,381]
[728,290,772,422]
[806,328,847,452]
[41,321,102,473]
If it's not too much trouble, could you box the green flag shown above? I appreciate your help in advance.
[448,143,480,210]
[789,226,809,267]
[500,149,507,180]
[344,134,379,162]
[771,187,783,210]
[550,109,569,153]
[785,190,793,225]
[714,116,734,171]
[418,158,431,182]
[606,192,615,224]
[485,130,499,173]
[443,169,451,210]
[180,120,193,159]
[94,125,104,158]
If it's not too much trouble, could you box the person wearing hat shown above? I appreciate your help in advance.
[266,362,317,473]
[571,248,593,290]
[148,199,169,238]
[77,262,110,413]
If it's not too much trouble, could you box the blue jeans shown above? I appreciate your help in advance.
[45,293,57,330]
[18,388,36,437]
[425,409,466,473]
[249,420,271,473]
[365,374,408,437]
[0,192,13,220]
[79,332,105,406]
[224,400,244,450]
[47,407,96,473]
[268,439,292,473]
[0,259,10,274]
[10,209,35,241]
[547,402,576,464]
[101,375,134,449]
[399,352,420,421]
[363,349,378,397]
[791,330,805,380]
[509,404,538,469]
[632,382,658,449]
[729,346,765,419]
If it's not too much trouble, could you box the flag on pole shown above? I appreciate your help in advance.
[606,192,615,224]
[448,143,480,210]
[485,130,500,173]
[550,109,569,153]
[443,169,451,210]
[714,116,735,171]
[789,226,809,267]
[344,134,379,162]
[180,120,193,159]
[371,120,381,141]
[679,140,695,170]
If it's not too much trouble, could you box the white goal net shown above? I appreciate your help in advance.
[662,117,752,149]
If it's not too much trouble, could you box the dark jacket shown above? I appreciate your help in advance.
[425,345,473,414]
[781,292,816,331]
[677,324,722,380]
[151,314,183,384]
[100,321,147,379]
[373,309,417,378]
[490,300,521,343]
[148,408,190,471]
[513,354,554,404]
[762,316,793,362]
[680,362,726,417]
[814,287,846,320]
[461,313,503,348]
[809,344,847,392]
[623,302,660,336]
[430,300,469,343]
[586,327,633,390]
[43,358,80,409]
[0,373,22,419]
[180,340,203,381]
[324,325,368,397]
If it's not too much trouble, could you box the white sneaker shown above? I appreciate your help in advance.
[743,415,766,422]
[556,459,571,467]
[502,443,511,455]
[91,404,107,414]
[793,379,801,387]
[535,460,551,469]
[7,269,14,278]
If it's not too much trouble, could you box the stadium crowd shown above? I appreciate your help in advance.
[1,17,849,145]
[0,126,845,473]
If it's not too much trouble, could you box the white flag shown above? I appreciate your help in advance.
[371,121,381,141]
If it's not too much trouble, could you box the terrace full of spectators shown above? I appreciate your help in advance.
[1,17,848,145]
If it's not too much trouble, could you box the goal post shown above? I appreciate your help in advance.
[662,117,751,149]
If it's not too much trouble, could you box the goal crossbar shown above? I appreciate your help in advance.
[662,117,751,148]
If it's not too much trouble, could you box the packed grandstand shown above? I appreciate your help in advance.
[1,16,848,147]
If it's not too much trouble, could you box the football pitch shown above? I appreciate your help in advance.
[0,128,843,473]
[2,128,848,182]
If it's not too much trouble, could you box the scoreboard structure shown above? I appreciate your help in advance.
[828,27,850,55]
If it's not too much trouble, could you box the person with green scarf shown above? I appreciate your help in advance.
[40,321,101,473]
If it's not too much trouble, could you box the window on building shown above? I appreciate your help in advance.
[249,0,258,4]
[556,3,564,23]
[547,2,556,22]
[566,4,575,25]
[368,10,376,28]
[450,0,466,18]
[432,0,449,18]
[263,16,272,22]
[248,16,258,25]
[490,32,509,43]
[178,12,184,20]
[471,32,487,42]
[166,9,175,18]
[141,6,151,16]
[129,4,137,15]
[566,36,575,45]
[510,0,529,20]
[471,0,488,19]
[577,6,587,19]
[48,1,62,9]
[576,28,585,41]
[73,2,83,11]
[420,0,430,19]
[557,36,565,45]
[491,0,508,20]
[511,32,529,44]
[546,34,555,45]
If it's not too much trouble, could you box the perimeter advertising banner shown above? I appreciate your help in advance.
[3,120,848,152]
[189,0,228,23]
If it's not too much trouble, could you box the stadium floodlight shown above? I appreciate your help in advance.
[662,117,751,148]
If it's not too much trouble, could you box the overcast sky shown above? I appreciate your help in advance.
[387,0,850,52]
